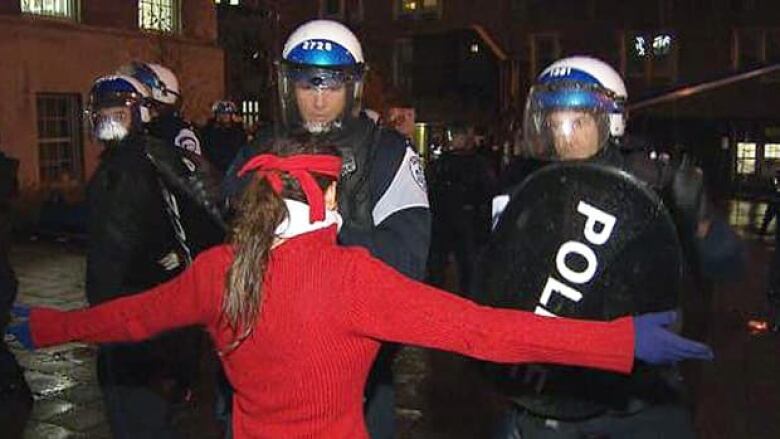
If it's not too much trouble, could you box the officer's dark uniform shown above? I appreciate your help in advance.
[428,149,495,293]
[224,114,431,439]
[0,150,32,439]
[201,119,247,174]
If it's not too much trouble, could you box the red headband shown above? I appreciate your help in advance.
[238,154,343,222]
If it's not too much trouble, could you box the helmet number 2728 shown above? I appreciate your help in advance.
[302,40,333,51]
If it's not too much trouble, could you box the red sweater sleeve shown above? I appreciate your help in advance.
[30,247,230,348]
[344,251,634,374]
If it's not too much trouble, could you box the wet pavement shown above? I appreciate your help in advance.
[5,199,780,438]
[7,239,109,439]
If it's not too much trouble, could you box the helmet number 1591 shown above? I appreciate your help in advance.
[548,66,572,77]
[302,40,333,51]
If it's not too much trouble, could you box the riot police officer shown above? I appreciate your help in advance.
[201,100,247,174]
[428,124,496,294]
[86,74,183,438]
[488,56,736,438]
[86,74,223,438]
[224,19,430,439]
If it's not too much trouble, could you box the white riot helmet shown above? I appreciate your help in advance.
[118,62,181,108]
[523,56,627,160]
[87,74,151,143]
[277,19,366,134]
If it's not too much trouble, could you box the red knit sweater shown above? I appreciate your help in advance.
[30,227,634,439]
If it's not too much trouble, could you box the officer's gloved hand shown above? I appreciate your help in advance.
[6,305,34,350]
[633,311,713,365]
[6,321,34,350]
[11,304,30,318]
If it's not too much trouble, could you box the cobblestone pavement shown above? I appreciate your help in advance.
[8,239,109,439]
[6,198,780,438]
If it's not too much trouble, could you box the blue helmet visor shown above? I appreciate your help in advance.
[118,63,161,89]
[533,87,615,112]
[89,78,143,110]
[523,84,614,160]
[281,62,364,89]
[116,62,179,101]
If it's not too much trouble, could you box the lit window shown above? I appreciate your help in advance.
[652,34,672,56]
[241,100,261,130]
[765,143,780,159]
[625,31,677,83]
[36,94,83,183]
[398,0,440,18]
[634,36,648,57]
[214,0,239,4]
[737,142,757,175]
[139,0,179,33]
[21,0,79,20]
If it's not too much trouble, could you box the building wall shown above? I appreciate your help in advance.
[0,0,223,198]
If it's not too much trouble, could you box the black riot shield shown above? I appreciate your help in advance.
[472,161,683,420]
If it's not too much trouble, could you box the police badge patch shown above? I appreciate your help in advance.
[175,128,202,155]
[409,154,426,192]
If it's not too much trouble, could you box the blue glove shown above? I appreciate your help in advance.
[634,311,714,365]
[11,304,30,318]
[6,321,34,350]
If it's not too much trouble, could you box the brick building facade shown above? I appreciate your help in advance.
[0,0,224,200]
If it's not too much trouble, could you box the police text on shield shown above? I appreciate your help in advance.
[534,201,616,317]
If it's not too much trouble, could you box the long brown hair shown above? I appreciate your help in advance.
[222,136,340,353]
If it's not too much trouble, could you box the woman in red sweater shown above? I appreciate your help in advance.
[8,136,711,439]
